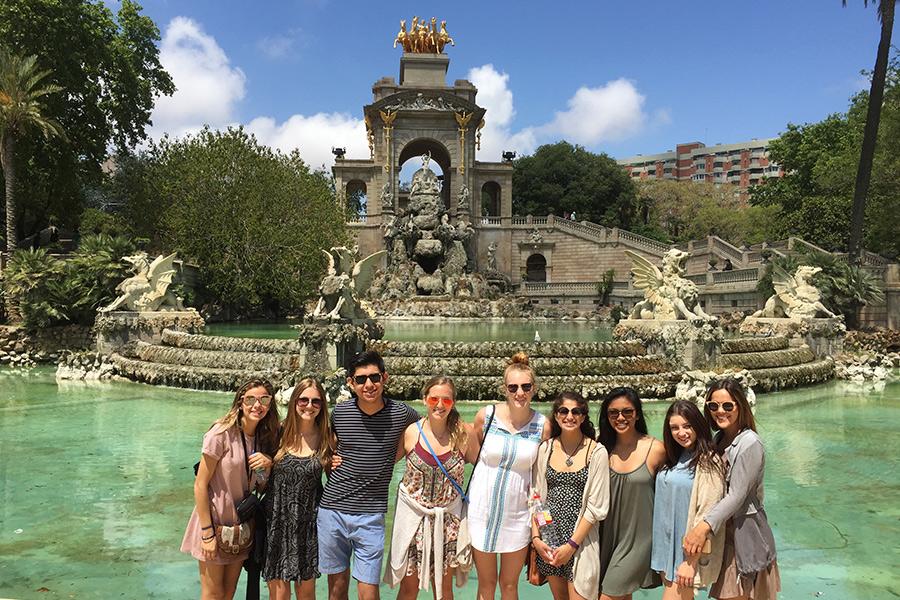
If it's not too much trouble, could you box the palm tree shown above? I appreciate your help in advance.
[0,49,65,254]
[843,0,896,264]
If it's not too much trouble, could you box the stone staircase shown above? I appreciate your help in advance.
[718,336,834,391]
[371,340,681,400]
[111,330,305,391]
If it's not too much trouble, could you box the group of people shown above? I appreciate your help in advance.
[182,349,780,600]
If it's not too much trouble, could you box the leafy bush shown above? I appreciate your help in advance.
[2,249,67,329]
[78,208,129,238]
[2,234,136,330]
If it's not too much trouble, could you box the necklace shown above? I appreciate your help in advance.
[560,436,585,467]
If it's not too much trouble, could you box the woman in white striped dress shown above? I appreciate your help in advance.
[469,352,550,599]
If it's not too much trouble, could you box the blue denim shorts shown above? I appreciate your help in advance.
[317,507,386,585]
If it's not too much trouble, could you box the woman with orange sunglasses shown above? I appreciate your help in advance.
[384,375,479,600]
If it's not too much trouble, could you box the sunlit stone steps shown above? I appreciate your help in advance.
[123,340,302,371]
[110,354,283,391]
[718,346,815,370]
[384,355,673,377]
[370,340,648,358]
[719,335,833,391]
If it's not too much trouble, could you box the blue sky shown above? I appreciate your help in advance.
[134,0,897,168]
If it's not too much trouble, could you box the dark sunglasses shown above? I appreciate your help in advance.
[706,401,736,413]
[506,383,533,394]
[556,407,587,417]
[353,373,383,385]
[296,396,323,407]
[608,408,636,419]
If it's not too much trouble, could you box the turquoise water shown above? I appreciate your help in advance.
[205,320,613,343]
[0,369,898,599]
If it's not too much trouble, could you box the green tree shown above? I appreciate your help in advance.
[635,179,780,245]
[0,0,173,240]
[843,0,896,262]
[751,52,900,258]
[0,50,64,252]
[512,141,637,227]
[143,127,348,316]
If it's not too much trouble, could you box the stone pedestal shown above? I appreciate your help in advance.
[400,53,449,86]
[739,317,845,359]
[95,310,205,354]
[294,319,384,374]
[614,319,724,370]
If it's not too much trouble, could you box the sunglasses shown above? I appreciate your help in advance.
[425,396,454,409]
[353,373,383,385]
[296,396,323,407]
[242,395,272,407]
[706,401,736,413]
[556,407,587,417]
[607,408,635,420]
[506,383,533,394]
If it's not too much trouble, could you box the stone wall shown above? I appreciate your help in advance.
[0,324,94,366]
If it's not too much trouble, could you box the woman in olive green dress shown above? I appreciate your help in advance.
[597,387,666,600]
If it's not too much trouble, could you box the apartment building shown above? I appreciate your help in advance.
[617,139,783,193]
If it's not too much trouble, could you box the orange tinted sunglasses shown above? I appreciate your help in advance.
[425,396,454,409]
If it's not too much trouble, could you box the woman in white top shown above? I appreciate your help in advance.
[469,352,551,600]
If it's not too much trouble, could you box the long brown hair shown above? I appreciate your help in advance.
[704,378,756,434]
[275,378,334,468]
[661,400,719,475]
[421,375,467,453]
[215,378,280,455]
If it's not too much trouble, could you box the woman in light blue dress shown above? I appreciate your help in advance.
[651,401,725,600]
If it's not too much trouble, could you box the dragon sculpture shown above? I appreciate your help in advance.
[625,249,715,321]
[312,247,387,321]
[101,253,185,312]
[752,265,836,319]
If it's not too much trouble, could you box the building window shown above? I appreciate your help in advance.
[550,298,559,305]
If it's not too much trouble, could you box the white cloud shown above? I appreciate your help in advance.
[150,17,246,139]
[468,65,537,161]
[246,113,367,170]
[541,79,647,145]
[468,66,649,160]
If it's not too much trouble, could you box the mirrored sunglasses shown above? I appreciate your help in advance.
[506,383,533,394]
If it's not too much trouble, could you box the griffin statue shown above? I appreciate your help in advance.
[312,247,387,321]
[101,253,185,312]
[752,265,837,319]
[625,249,715,321]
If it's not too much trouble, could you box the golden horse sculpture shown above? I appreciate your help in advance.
[393,17,454,53]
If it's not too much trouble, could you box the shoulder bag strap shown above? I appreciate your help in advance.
[464,404,496,497]
[239,429,257,496]
[416,420,469,503]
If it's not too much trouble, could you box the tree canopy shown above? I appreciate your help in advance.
[125,127,349,316]
[512,141,637,227]
[0,0,173,239]
[751,52,900,258]
[633,179,781,245]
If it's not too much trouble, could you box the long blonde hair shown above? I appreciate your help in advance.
[216,378,280,455]
[421,375,467,453]
[274,378,334,468]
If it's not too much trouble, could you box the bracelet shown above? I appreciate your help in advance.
[201,524,214,531]
[531,535,541,542]
[201,534,215,542]
[566,538,580,550]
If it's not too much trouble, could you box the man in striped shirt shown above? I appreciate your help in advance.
[318,350,419,600]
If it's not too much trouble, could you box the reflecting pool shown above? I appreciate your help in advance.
[0,369,897,599]
[205,319,613,343]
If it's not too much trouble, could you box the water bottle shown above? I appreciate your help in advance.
[531,492,563,548]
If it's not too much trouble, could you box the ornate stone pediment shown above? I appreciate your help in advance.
[367,90,482,118]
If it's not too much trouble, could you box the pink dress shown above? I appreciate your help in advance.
[181,424,256,564]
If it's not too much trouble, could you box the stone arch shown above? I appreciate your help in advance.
[526,253,547,282]
[345,180,368,216]
[481,181,501,217]
[398,138,452,210]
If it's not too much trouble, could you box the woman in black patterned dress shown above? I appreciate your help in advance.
[264,378,333,600]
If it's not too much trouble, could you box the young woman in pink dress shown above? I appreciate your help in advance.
[181,379,280,600]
